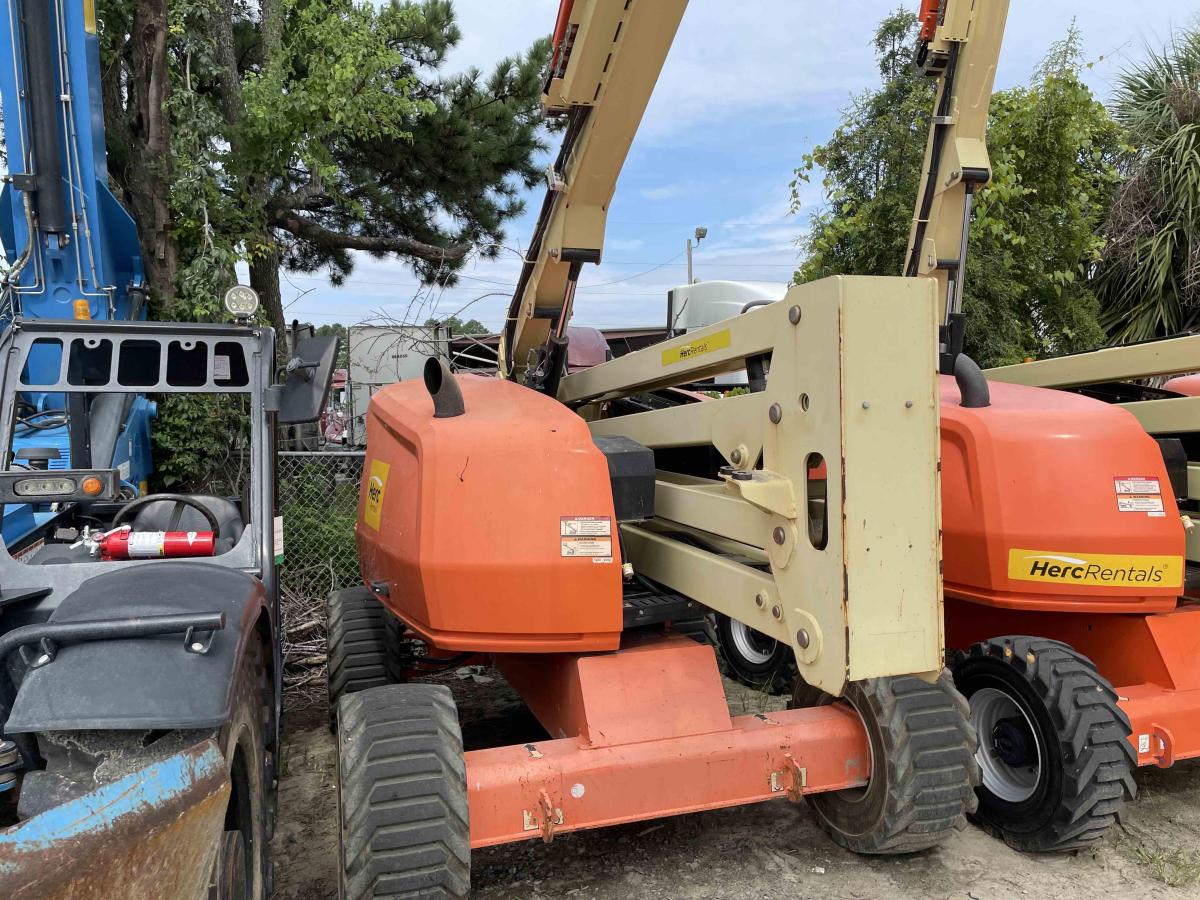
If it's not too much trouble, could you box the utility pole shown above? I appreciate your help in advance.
[687,226,708,283]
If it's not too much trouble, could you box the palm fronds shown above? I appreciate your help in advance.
[1099,26,1200,342]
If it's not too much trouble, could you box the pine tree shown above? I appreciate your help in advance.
[98,0,549,337]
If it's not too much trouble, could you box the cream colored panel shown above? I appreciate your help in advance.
[988,335,1200,388]
[576,276,942,695]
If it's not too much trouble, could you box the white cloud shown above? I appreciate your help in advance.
[440,0,557,73]
[641,1,1200,142]
[721,197,792,230]
[640,185,682,201]
[607,238,645,252]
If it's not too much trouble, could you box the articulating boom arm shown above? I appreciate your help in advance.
[500,0,687,389]
[905,0,1010,355]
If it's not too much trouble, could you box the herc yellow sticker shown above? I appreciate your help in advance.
[1007,549,1183,588]
[662,329,731,366]
[364,459,390,531]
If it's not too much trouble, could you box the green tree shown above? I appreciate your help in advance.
[1097,26,1200,343]
[424,316,488,335]
[95,0,548,488]
[793,14,1121,366]
[964,33,1123,364]
[315,323,350,368]
[792,10,932,282]
[98,0,549,335]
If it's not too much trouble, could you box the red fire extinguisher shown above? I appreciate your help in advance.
[96,526,216,560]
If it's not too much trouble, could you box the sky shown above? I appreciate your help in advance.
[283,0,1200,333]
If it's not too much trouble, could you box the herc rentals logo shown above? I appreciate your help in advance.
[1007,550,1183,588]
[363,459,390,532]
[662,329,732,366]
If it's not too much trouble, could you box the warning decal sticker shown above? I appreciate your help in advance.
[1115,476,1161,494]
[561,516,612,560]
[1117,495,1165,513]
[1113,475,1164,515]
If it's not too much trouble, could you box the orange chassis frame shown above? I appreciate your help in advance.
[454,597,1200,849]
[461,634,870,849]
[946,597,1200,769]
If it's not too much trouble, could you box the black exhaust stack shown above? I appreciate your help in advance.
[424,358,465,418]
[954,353,991,409]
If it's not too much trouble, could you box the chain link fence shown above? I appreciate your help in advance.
[276,450,364,706]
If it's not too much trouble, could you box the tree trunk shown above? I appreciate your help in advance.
[249,238,287,351]
[216,0,285,354]
[125,0,176,309]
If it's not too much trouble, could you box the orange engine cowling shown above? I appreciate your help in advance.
[940,376,1185,614]
[355,373,623,654]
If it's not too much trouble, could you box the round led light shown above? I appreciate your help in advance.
[81,476,103,496]
[223,285,260,320]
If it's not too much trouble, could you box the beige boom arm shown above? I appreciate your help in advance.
[904,0,1011,329]
[500,0,687,385]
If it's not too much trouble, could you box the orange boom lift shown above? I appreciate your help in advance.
[710,2,1200,855]
[903,2,1200,853]
[324,1,1008,895]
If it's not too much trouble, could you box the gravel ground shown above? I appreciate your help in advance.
[272,671,1200,899]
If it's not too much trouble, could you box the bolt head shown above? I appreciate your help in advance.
[769,403,783,424]
[862,401,871,410]
[788,305,802,325]
[755,593,765,608]
[35,654,50,666]
[191,642,205,652]
[772,526,786,545]
[796,628,811,649]
[730,448,743,464]
[771,605,782,620]
[905,400,914,409]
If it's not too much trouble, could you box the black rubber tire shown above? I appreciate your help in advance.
[327,586,399,729]
[382,612,410,684]
[790,671,979,854]
[714,613,798,695]
[951,636,1136,852]
[214,633,272,899]
[336,683,470,899]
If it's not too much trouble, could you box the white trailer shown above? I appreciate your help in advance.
[348,324,450,445]
[665,280,789,387]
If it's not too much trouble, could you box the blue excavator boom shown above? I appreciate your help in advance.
[0,0,154,544]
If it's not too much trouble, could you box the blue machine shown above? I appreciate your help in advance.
[0,0,154,545]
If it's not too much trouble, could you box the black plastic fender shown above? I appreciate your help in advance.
[4,562,270,733]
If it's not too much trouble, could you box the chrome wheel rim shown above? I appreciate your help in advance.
[729,619,777,666]
[970,686,1042,803]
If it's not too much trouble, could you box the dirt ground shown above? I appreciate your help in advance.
[271,671,1200,900]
